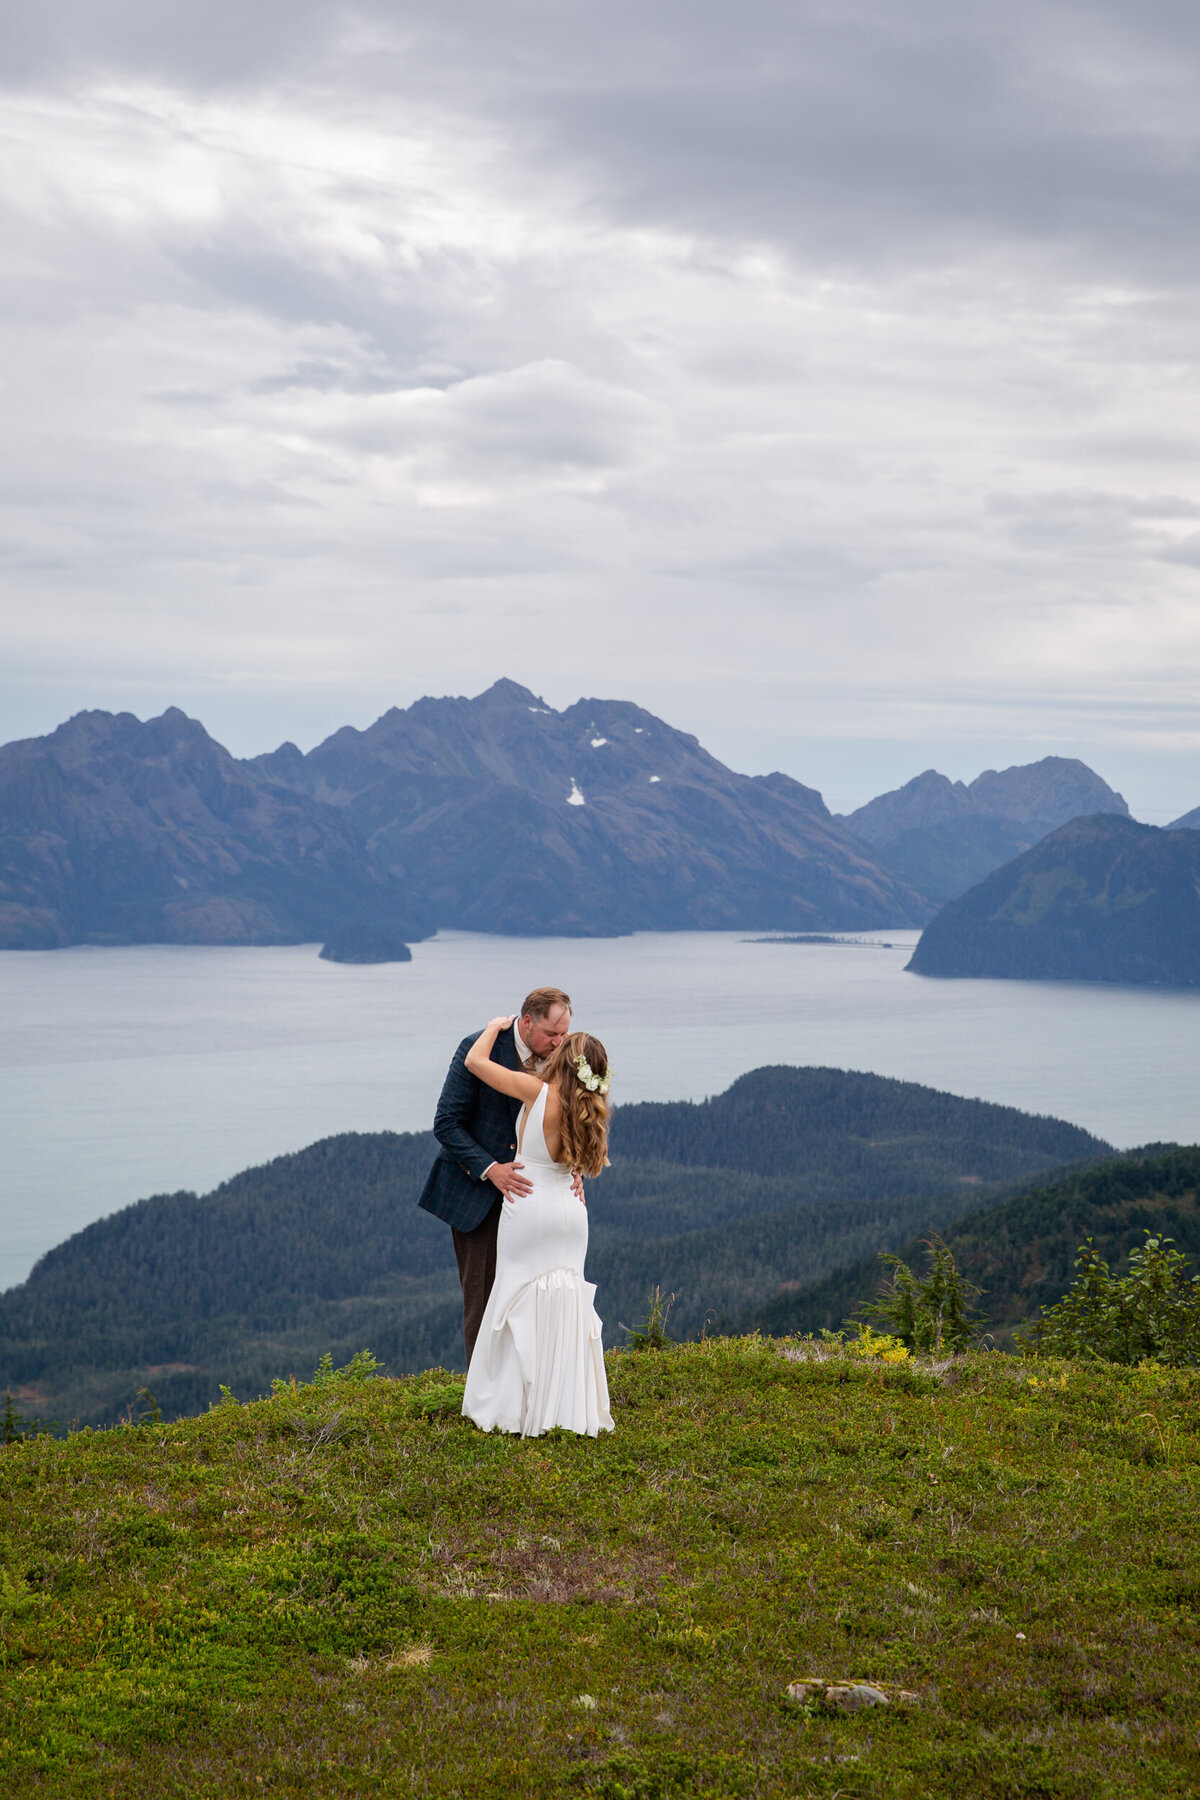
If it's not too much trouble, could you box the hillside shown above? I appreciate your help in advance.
[908,814,1200,985]
[838,757,1129,907]
[0,1067,1108,1428]
[0,682,927,947]
[1,1341,1196,1798]
[747,1143,1200,1343]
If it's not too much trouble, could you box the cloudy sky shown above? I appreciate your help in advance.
[2,0,1199,816]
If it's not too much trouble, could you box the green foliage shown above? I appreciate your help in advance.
[753,1142,1200,1345]
[621,1287,676,1351]
[862,1236,983,1353]
[311,1348,384,1385]
[403,1381,465,1420]
[0,1341,1197,1796]
[1022,1233,1200,1366]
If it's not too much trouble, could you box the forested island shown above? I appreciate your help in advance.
[319,925,412,964]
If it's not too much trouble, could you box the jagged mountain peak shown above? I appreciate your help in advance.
[476,676,547,707]
[843,755,1128,850]
[966,756,1129,830]
[837,755,1132,911]
[840,769,977,846]
[33,707,235,778]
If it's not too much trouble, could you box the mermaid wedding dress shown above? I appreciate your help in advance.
[462,1083,614,1438]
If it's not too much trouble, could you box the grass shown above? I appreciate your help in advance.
[1,1338,1198,1798]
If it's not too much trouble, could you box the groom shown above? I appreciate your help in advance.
[419,985,573,1363]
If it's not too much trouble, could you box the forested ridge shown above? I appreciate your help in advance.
[0,1066,1111,1427]
[747,1143,1200,1343]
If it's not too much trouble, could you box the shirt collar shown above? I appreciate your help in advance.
[514,1019,532,1063]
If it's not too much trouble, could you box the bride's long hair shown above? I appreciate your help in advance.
[545,1031,611,1178]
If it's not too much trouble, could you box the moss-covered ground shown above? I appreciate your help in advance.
[1,1338,1197,1797]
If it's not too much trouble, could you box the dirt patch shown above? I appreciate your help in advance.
[422,1530,670,1605]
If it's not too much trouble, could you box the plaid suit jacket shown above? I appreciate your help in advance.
[417,1027,524,1231]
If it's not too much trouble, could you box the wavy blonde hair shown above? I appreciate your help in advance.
[545,1031,611,1178]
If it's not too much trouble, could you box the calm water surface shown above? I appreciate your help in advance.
[1,931,1197,1290]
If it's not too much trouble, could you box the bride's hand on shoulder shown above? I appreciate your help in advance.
[486,1014,515,1032]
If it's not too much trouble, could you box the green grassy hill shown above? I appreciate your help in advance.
[1,1340,1196,1798]
[0,1069,1108,1428]
[747,1144,1200,1343]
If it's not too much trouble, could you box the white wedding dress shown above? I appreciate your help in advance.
[462,1084,614,1438]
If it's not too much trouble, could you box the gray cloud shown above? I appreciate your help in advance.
[1,1,1199,818]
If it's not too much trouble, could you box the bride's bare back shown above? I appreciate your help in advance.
[520,1082,564,1164]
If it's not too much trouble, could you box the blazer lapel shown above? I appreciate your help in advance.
[491,1025,524,1119]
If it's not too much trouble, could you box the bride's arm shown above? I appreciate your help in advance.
[465,1017,543,1103]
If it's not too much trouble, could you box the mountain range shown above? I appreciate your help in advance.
[837,758,1130,907]
[0,705,424,950]
[0,681,1156,950]
[0,1066,1108,1426]
[0,682,925,946]
[908,814,1200,987]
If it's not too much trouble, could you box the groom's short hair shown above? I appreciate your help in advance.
[521,985,571,1021]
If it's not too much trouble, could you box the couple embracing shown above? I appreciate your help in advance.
[418,987,615,1439]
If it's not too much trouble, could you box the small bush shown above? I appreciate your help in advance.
[312,1349,385,1386]
[1021,1233,1200,1366]
[621,1286,676,1351]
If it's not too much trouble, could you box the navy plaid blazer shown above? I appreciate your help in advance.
[417,1027,524,1232]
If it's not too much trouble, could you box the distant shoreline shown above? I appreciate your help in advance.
[747,934,895,947]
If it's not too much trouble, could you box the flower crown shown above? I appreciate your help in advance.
[574,1053,610,1096]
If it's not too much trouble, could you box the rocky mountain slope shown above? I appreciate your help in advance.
[907,814,1200,986]
[249,678,926,935]
[839,757,1129,906]
[0,707,418,949]
[0,683,927,946]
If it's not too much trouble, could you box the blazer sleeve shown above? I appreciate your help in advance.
[432,1034,497,1183]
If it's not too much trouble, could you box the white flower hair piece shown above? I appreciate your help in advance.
[573,1053,610,1096]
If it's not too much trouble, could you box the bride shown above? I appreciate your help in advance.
[461,1016,615,1438]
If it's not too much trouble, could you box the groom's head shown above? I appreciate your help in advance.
[519,986,572,1058]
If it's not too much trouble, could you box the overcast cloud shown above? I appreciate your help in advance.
[2,0,1199,813]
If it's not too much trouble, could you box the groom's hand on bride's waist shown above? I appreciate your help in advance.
[484,1160,533,1198]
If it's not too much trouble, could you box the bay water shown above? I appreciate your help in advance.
[2,930,1198,1293]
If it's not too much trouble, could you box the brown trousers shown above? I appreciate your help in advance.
[453,1200,502,1366]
